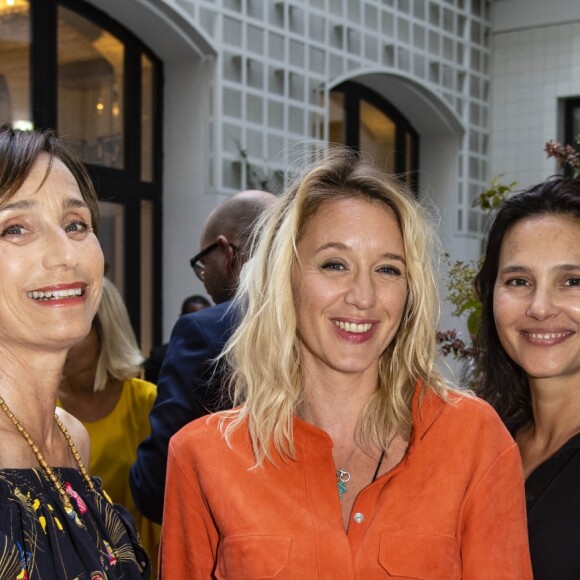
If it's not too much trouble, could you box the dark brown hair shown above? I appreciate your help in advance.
[472,176,580,423]
[0,124,100,235]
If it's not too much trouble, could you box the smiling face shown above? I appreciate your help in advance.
[0,153,104,352]
[493,214,580,383]
[292,197,408,385]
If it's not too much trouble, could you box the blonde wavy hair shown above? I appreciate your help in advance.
[222,148,449,465]
[92,278,145,392]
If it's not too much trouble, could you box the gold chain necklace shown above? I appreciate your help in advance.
[0,395,96,524]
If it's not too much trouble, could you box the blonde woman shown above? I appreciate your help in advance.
[59,278,159,573]
[160,149,532,578]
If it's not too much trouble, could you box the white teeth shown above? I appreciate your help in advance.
[526,332,568,340]
[334,320,372,333]
[27,288,83,301]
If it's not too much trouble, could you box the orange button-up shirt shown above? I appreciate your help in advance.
[161,387,532,579]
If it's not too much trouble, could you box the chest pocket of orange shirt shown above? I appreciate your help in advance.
[378,532,459,579]
[217,534,291,579]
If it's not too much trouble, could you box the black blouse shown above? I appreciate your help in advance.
[0,467,150,579]
[508,421,580,580]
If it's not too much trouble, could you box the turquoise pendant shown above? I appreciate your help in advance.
[336,468,351,500]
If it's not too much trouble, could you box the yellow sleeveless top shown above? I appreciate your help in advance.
[59,377,160,573]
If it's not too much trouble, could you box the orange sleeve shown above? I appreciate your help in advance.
[460,442,533,579]
[159,438,219,578]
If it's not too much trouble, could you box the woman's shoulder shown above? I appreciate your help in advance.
[446,388,496,411]
[96,379,157,439]
[447,389,508,423]
[426,388,514,444]
[55,406,91,465]
[134,376,156,390]
[168,413,255,480]
[124,377,157,398]
[111,378,157,422]
[171,412,247,453]
[172,413,226,442]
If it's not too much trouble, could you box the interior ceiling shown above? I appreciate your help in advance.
[58,6,122,70]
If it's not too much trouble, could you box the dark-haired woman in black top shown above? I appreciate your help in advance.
[473,176,580,579]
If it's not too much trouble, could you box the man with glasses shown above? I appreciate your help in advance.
[130,189,275,524]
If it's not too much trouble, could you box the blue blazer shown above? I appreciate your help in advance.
[129,300,238,523]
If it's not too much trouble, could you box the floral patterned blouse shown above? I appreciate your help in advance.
[0,468,149,579]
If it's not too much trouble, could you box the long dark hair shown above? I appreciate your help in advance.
[0,124,100,234]
[472,176,580,423]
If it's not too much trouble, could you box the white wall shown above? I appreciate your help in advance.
[492,0,580,32]
[89,0,495,344]
[162,58,223,337]
[489,0,580,188]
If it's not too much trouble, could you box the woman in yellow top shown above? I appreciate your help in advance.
[59,277,160,572]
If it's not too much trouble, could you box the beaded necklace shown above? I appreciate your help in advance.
[0,395,96,524]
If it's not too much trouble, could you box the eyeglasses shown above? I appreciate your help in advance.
[190,242,237,282]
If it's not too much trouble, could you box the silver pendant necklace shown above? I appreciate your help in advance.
[336,449,385,500]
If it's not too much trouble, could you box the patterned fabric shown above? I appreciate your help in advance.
[59,378,160,574]
[0,468,149,579]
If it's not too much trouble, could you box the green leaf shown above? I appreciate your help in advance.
[467,308,482,337]
[457,299,480,316]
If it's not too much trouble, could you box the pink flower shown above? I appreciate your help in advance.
[65,482,88,514]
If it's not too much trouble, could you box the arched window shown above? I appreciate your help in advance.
[329,81,419,193]
[0,0,163,353]
[564,96,580,178]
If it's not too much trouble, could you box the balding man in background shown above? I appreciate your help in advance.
[130,190,276,523]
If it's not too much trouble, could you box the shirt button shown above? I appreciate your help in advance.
[353,512,364,524]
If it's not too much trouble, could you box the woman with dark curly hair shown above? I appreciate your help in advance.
[473,176,580,579]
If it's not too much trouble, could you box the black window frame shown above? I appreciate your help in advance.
[332,81,419,194]
[564,96,580,178]
[29,0,163,346]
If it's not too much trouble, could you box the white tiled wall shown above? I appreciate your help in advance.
[490,1,580,189]
[162,0,492,241]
